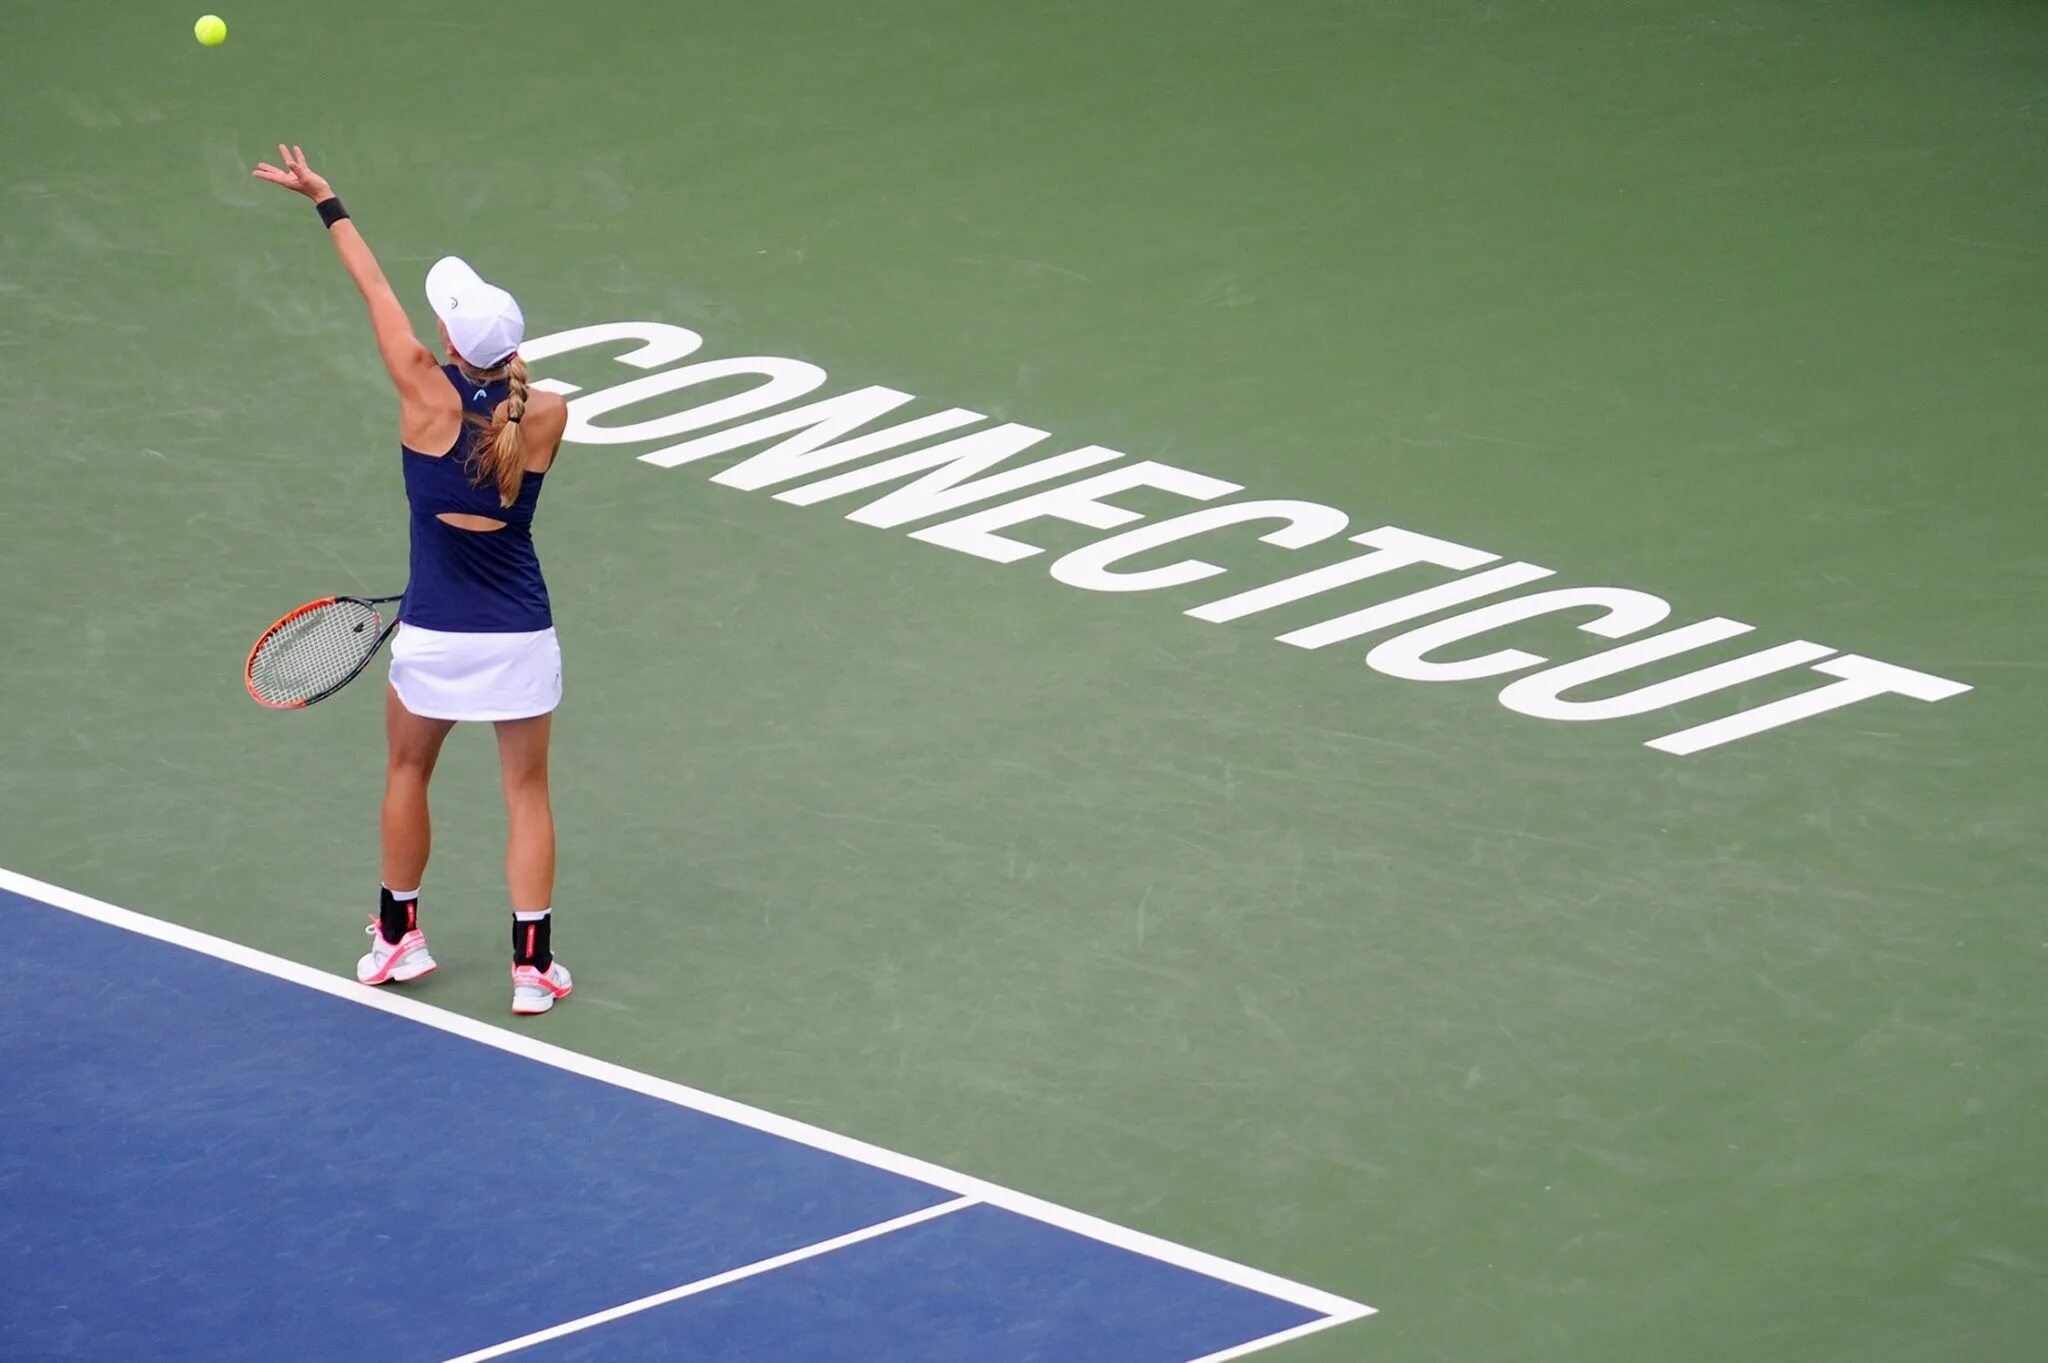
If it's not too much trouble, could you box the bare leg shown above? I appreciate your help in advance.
[495,712,555,912]
[382,686,455,891]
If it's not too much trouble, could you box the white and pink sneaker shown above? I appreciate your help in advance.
[357,922,438,985]
[512,960,573,1015]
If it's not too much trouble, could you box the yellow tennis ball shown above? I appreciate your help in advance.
[194,15,227,47]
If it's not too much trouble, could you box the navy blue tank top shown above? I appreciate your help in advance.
[400,366,552,632]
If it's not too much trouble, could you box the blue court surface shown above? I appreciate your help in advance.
[0,872,1370,1361]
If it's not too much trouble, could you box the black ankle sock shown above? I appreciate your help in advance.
[513,912,552,970]
[379,887,418,944]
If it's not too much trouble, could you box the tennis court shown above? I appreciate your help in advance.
[4,3,2045,1360]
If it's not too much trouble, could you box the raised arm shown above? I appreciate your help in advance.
[253,145,440,399]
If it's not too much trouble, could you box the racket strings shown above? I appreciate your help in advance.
[248,600,385,705]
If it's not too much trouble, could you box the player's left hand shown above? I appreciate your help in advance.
[252,144,334,202]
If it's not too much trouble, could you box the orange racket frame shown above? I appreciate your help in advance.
[244,594,403,709]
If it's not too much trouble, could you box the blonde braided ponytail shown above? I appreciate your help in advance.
[464,354,529,507]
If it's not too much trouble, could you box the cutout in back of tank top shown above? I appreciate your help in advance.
[437,512,508,533]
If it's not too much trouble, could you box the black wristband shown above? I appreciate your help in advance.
[316,197,349,228]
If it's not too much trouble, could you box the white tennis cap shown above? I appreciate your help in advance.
[425,256,524,368]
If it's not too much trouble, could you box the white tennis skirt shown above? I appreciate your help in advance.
[388,624,562,722]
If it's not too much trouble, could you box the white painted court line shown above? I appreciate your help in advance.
[0,868,1376,1352]
[440,1195,980,1362]
[1184,1314,1360,1363]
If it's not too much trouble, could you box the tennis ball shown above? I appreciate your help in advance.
[194,14,227,47]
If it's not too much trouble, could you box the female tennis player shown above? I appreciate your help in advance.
[254,145,574,1015]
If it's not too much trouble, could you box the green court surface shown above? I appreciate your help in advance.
[4,2,2045,1359]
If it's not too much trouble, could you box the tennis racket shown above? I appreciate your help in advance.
[245,594,404,709]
